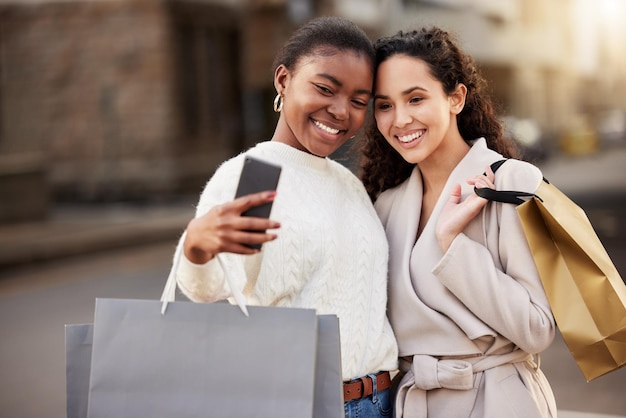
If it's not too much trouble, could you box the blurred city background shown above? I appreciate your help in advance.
[1,0,625,213]
[0,0,625,417]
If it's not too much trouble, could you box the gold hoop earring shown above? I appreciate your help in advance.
[273,94,283,113]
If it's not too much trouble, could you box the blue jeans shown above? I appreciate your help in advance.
[344,373,393,418]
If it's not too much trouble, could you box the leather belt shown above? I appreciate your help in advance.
[343,371,392,402]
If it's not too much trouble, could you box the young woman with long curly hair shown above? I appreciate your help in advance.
[359,27,557,418]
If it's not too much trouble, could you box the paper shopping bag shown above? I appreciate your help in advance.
[65,324,93,418]
[314,314,343,418]
[87,298,318,417]
[476,160,626,381]
[516,180,626,381]
[66,313,343,418]
[85,298,335,418]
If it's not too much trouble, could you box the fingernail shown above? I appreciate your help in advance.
[266,191,277,198]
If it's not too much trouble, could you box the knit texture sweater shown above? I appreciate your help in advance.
[173,141,398,380]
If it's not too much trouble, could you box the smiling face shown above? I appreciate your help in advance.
[373,54,466,166]
[273,48,373,157]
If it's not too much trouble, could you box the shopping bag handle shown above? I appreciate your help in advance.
[160,231,249,317]
[474,159,544,205]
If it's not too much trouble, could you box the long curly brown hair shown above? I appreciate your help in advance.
[359,27,519,201]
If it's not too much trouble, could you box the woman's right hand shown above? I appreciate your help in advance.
[183,191,281,264]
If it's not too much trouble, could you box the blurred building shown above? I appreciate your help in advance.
[0,0,294,216]
[0,0,624,222]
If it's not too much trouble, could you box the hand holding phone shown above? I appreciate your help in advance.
[234,156,282,249]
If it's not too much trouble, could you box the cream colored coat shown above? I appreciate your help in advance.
[375,139,557,418]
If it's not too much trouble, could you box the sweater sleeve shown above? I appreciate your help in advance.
[174,155,263,304]
[432,159,556,354]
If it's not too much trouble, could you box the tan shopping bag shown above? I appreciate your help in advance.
[476,160,626,382]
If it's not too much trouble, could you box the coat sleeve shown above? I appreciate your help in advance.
[173,155,263,303]
[432,159,556,354]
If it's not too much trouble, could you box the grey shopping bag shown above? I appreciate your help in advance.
[65,313,343,418]
[65,323,93,418]
[314,314,344,418]
[86,298,325,418]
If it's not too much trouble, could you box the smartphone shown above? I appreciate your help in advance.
[234,156,282,249]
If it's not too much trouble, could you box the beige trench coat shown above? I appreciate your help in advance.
[376,139,557,418]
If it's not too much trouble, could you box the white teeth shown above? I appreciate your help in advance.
[397,131,424,143]
[314,120,340,135]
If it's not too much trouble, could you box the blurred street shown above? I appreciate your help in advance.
[0,146,626,417]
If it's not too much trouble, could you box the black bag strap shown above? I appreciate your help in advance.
[489,159,508,173]
[474,159,538,205]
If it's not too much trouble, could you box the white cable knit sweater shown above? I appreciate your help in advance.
[172,141,398,380]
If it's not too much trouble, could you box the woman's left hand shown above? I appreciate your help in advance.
[435,165,495,252]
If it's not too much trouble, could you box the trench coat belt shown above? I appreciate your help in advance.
[407,350,532,391]
[394,350,536,418]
